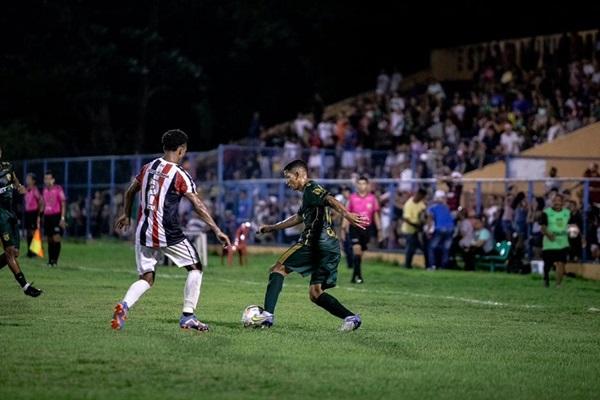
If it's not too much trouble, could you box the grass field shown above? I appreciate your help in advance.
[1,240,600,400]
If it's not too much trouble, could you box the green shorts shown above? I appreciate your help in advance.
[277,242,341,289]
[0,208,20,249]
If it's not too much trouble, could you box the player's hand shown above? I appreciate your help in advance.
[257,225,274,234]
[546,232,556,241]
[114,214,130,231]
[346,213,368,230]
[216,230,231,248]
[17,184,26,195]
[59,218,66,229]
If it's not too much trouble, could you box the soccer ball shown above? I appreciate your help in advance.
[567,224,580,239]
[241,305,264,328]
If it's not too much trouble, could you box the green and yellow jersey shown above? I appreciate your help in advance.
[297,180,338,251]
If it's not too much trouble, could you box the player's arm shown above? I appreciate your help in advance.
[12,172,26,195]
[324,194,368,230]
[259,213,304,233]
[374,210,383,241]
[184,192,231,248]
[59,189,67,229]
[115,180,141,230]
[539,212,555,241]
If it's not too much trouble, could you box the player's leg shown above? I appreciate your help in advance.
[542,250,552,288]
[25,212,35,258]
[2,244,43,297]
[351,243,363,283]
[111,245,157,330]
[405,233,417,268]
[440,231,453,269]
[52,228,63,265]
[309,251,361,331]
[163,239,209,331]
[1,214,42,296]
[427,232,441,270]
[263,262,289,316]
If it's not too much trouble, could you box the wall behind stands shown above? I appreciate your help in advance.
[431,29,599,81]
[464,122,600,195]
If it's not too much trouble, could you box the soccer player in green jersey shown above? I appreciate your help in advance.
[256,160,368,331]
[0,145,42,297]
[540,193,572,288]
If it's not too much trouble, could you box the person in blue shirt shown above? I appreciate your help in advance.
[426,190,455,270]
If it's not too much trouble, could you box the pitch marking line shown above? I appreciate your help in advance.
[75,266,544,310]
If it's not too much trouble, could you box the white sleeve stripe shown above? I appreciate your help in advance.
[178,169,195,193]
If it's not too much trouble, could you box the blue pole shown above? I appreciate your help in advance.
[475,181,482,215]
[217,145,224,217]
[86,160,92,240]
[63,160,70,238]
[527,180,534,259]
[504,155,511,193]
[110,157,116,232]
[582,180,590,262]
[278,181,285,244]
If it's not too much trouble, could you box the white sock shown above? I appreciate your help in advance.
[123,280,151,308]
[183,270,203,314]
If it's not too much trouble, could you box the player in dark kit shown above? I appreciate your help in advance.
[255,160,368,331]
[0,145,42,297]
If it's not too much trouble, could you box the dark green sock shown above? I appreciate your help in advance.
[264,272,284,314]
[0,254,6,270]
[315,292,353,319]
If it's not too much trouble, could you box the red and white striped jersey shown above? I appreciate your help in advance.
[135,158,196,248]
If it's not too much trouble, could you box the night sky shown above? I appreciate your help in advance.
[1,0,598,158]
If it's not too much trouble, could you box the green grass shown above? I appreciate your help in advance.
[1,240,600,400]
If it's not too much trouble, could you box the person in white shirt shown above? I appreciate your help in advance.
[500,123,523,155]
[390,68,403,93]
[376,69,390,95]
[546,117,565,142]
[293,113,313,138]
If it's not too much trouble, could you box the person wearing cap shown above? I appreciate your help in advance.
[426,190,455,270]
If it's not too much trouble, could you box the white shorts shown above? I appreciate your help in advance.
[135,239,201,275]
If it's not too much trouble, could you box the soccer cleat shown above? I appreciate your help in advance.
[179,314,209,332]
[111,302,129,330]
[23,282,42,297]
[340,314,362,332]
[251,311,273,328]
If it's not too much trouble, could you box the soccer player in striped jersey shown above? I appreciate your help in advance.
[111,129,231,332]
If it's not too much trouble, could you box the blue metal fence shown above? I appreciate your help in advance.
[12,146,600,262]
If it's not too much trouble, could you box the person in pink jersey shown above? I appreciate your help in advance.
[342,176,382,283]
[42,171,66,267]
[24,173,44,258]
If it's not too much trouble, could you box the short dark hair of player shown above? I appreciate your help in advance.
[162,129,188,151]
[45,170,54,178]
[283,159,308,174]
[416,188,427,197]
[357,176,369,183]
[27,173,37,182]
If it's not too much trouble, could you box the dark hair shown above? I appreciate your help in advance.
[283,159,308,174]
[44,170,54,178]
[511,192,525,209]
[162,129,188,151]
[27,173,37,181]
[357,176,369,183]
[416,188,427,196]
